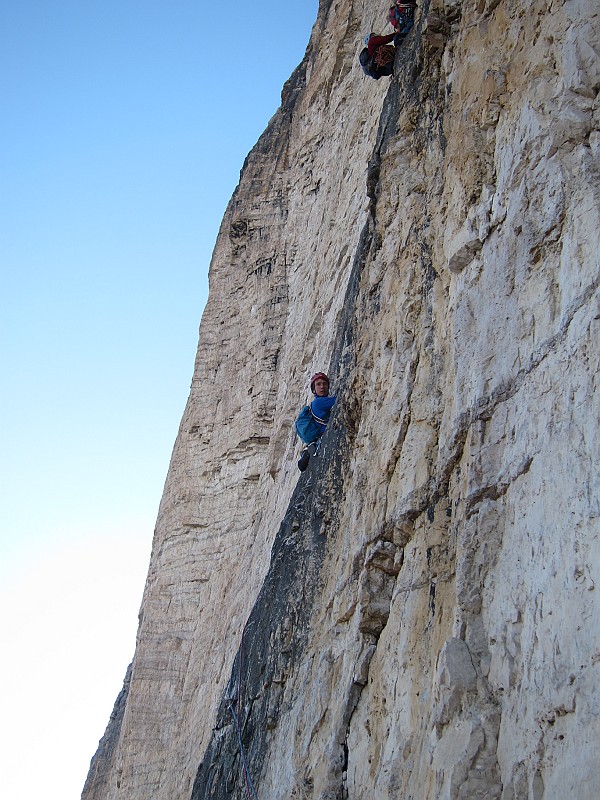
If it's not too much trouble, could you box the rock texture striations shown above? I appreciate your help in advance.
[83,0,600,798]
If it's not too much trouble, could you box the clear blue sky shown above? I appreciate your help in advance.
[0,2,318,798]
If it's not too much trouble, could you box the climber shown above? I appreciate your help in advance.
[359,31,400,80]
[388,2,417,35]
[295,373,336,472]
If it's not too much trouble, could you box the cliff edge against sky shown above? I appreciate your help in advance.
[83,1,600,798]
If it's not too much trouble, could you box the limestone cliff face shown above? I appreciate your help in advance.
[83,1,600,798]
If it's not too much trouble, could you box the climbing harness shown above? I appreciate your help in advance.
[295,403,327,445]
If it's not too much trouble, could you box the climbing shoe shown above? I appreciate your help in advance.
[298,450,310,472]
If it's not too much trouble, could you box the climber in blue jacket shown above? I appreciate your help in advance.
[297,372,336,472]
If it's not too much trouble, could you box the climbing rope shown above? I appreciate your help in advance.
[226,626,258,800]
[237,644,251,800]
[228,701,259,800]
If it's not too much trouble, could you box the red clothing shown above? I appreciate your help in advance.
[367,32,396,56]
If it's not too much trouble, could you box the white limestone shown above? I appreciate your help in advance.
[83,1,600,798]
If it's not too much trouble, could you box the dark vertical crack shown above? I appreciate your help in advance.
[190,203,373,800]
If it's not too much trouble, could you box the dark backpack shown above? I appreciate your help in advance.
[359,47,381,80]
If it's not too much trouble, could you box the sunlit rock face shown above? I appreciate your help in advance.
[83,1,600,798]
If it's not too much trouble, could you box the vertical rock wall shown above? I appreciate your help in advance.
[83,0,600,798]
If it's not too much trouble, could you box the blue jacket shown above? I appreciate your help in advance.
[311,395,336,436]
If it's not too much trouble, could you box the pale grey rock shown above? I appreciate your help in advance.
[83,0,600,799]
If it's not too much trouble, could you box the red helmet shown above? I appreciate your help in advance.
[310,372,329,393]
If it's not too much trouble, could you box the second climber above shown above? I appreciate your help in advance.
[359,31,398,79]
